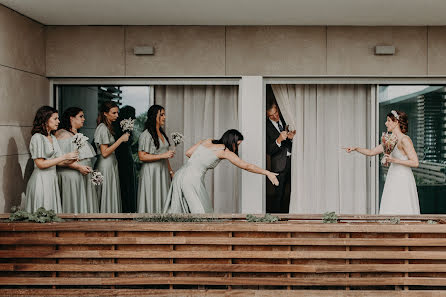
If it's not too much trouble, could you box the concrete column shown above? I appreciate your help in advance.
[239,76,265,213]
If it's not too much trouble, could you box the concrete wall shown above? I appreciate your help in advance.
[0,5,49,212]
[45,25,446,76]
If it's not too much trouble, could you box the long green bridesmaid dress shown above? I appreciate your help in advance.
[25,133,63,213]
[94,123,122,213]
[57,129,98,213]
[137,130,171,213]
[163,144,222,214]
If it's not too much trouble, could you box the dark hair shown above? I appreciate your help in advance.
[266,100,277,112]
[59,107,83,133]
[212,129,244,155]
[387,110,408,134]
[97,101,118,135]
[143,104,170,150]
[119,105,136,120]
[31,106,58,136]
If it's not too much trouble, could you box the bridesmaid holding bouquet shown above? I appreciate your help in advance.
[56,107,98,213]
[137,105,175,213]
[25,106,78,213]
[94,101,129,213]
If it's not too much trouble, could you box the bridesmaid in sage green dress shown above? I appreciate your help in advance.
[163,129,279,214]
[137,105,175,213]
[56,107,98,213]
[25,106,78,213]
[94,101,129,213]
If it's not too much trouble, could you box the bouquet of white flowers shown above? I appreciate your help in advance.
[72,133,89,151]
[171,132,184,147]
[91,170,104,186]
[120,118,135,133]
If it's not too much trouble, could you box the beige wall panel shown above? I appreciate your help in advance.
[0,126,32,157]
[125,26,225,76]
[46,26,125,76]
[0,153,32,213]
[428,26,446,75]
[226,26,326,75]
[327,26,427,75]
[0,5,45,75]
[0,66,49,126]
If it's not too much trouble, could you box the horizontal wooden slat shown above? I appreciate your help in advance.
[1,276,446,286]
[2,250,446,259]
[1,222,446,232]
[2,213,446,221]
[2,263,446,273]
[3,237,446,246]
[1,289,446,297]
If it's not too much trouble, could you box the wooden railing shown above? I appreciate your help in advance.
[1,215,446,296]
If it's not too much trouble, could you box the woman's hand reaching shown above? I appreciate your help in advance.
[342,147,357,153]
[267,171,279,186]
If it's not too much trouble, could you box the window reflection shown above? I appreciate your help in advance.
[379,85,446,213]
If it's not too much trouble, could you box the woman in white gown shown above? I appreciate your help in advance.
[344,110,420,214]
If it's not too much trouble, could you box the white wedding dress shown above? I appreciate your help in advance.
[380,145,420,214]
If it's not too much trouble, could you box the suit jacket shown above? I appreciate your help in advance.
[266,116,292,173]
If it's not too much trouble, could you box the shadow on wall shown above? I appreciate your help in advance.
[2,138,33,212]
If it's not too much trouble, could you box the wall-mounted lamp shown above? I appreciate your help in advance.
[374,45,395,55]
[134,46,154,55]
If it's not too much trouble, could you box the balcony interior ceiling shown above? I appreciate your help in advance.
[1,0,446,26]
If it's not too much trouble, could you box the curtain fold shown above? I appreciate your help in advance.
[272,84,370,214]
[155,85,239,213]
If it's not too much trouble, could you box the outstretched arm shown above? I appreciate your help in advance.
[344,144,383,156]
[219,150,279,186]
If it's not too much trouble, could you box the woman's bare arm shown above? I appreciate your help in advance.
[138,150,173,162]
[218,150,279,186]
[34,152,77,169]
[185,140,204,158]
[344,144,383,156]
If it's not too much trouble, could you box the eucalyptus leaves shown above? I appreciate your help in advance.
[8,206,63,223]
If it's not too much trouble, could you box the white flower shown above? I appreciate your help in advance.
[120,118,135,133]
[91,170,104,186]
[171,132,184,146]
[72,133,89,150]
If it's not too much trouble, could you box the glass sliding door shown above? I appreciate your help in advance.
[379,85,446,214]
[57,85,152,213]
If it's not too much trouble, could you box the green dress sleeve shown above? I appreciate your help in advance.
[29,134,46,159]
[138,131,156,154]
[79,142,97,159]
[95,123,112,145]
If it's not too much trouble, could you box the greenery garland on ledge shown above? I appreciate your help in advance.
[134,214,222,223]
[246,214,280,223]
[134,214,280,223]
[8,207,63,223]
[322,211,339,223]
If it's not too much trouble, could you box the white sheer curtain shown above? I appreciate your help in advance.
[155,85,240,213]
[272,84,370,214]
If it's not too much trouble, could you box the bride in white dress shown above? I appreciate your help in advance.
[344,110,420,214]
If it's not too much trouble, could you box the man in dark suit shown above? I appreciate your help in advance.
[266,102,295,213]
